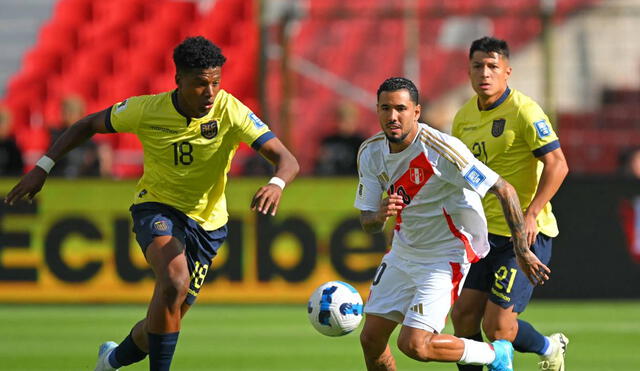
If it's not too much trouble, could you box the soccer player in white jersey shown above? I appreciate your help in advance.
[356,77,550,371]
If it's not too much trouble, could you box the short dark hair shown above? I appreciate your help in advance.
[173,36,226,72]
[377,77,419,104]
[469,36,510,59]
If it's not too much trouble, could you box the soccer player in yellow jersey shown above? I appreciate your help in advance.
[5,36,299,371]
[450,37,569,371]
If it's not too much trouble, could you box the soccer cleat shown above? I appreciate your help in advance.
[488,339,514,371]
[538,333,569,371]
[94,341,119,371]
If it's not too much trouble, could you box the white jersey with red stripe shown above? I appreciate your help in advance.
[355,123,500,264]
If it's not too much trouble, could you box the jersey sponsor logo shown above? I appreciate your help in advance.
[409,167,424,185]
[249,112,266,128]
[138,189,147,198]
[491,119,506,137]
[200,120,218,139]
[464,165,486,188]
[534,119,551,138]
[153,220,169,232]
[115,99,128,113]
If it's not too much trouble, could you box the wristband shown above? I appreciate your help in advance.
[268,176,286,190]
[35,155,55,174]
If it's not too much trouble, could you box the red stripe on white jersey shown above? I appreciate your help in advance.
[443,208,479,263]
[449,262,464,305]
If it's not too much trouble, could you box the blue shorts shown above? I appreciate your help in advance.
[130,202,228,305]
[462,233,552,313]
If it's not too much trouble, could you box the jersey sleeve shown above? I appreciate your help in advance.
[228,95,274,149]
[437,134,499,197]
[105,96,144,134]
[519,102,560,158]
[354,146,384,211]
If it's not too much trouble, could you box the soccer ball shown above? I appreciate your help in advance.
[307,281,364,337]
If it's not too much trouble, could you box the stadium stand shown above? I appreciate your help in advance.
[1,0,258,176]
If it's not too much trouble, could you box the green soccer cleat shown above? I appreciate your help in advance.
[488,339,514,371]
[94,341,119,371]
[538,333,569,371]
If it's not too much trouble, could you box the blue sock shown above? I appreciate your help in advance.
[148,331,180,371]
[457,332,483,371]
[513,319,548,354]
[109,331,148,368]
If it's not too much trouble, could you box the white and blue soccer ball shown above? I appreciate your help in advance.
[307,281,364,337]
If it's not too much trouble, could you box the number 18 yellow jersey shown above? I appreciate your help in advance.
[106,89,273,230]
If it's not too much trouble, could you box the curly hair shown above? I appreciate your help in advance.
[377,77,419,104]
[173,36,226,72]
[469,36,510,59]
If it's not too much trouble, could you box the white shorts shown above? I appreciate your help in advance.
[364,251,470,333]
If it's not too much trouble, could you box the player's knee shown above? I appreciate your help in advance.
[482,319,517,342]
[158,274,189,305]
[360,329,384,354]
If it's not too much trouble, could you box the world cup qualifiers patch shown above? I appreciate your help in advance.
[534,119,551,138]
[115,99,128,113]
[249,112,266,128]
[464,165,486,189]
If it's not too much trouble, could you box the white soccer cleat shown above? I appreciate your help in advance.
[538,333,569,371]
[94,341,119,371]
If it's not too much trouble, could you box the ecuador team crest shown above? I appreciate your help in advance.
[200,120,218,139]
[491,119,506,137]
[409,168,425,185]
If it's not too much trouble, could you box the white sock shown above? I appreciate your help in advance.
[542,336,554,357]
[458,338,496,365]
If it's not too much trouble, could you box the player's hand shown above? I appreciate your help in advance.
[4,167,48,206]
[523,209,539,247]
[251,183,283,216]
[515,248,551,286]
[378,193,404,223]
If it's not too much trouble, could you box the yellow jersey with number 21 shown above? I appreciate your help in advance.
[106,89,274,231]
[452,87,560,238]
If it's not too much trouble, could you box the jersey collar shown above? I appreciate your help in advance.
[171,89,192,126]
[482,86,511,111]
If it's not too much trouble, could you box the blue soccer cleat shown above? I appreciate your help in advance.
[488,339,514,371]
[94,341,119,371]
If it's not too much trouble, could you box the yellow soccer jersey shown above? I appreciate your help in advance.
[452,88,559,238]
[106,89,274,230]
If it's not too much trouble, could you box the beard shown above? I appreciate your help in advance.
[385,131,409,143]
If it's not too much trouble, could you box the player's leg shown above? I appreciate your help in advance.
[398,260,512,370]
[451,253,492,371]
[95,235,189,371]
[396,325,513,371]
[482,234,567,370]
[144,234,190,370]
[360,314,398,371]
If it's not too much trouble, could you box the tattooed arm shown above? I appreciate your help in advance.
[488,177,551,286]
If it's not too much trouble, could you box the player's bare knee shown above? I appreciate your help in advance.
[482,320,517,342]
[158,274,189,306]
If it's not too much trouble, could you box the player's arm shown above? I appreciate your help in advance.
[523,148,569,246]
[250,137,300,216]
[4,109,111,205]
[488,177,550,286]
[359,194,404,234]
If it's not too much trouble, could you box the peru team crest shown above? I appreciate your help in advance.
[409,168,425,185]
[491,119,506,137]
[200,121,218,139]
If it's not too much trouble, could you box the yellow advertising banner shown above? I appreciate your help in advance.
[0,178,388,303]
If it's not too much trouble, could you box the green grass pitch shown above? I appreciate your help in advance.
[1,301,638,370]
